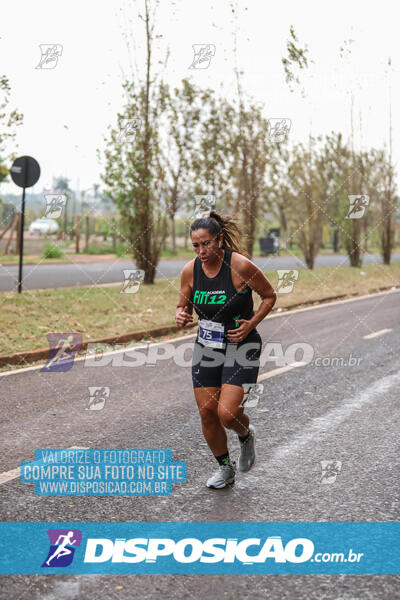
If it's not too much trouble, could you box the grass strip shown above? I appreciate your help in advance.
[0,262,399,356]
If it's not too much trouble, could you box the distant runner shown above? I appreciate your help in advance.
[176,210,276,488]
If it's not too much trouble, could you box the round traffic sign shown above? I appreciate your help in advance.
[10,155,40,188]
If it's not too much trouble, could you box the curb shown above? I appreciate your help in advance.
[0,284,396,369]
[0,322,199,368]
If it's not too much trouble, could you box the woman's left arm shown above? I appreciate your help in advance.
[245,262,277,329]
[227,260,277,342]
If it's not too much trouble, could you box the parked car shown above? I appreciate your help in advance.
[29,218,59,235]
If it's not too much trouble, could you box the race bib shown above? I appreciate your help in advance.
[197,319,225,349]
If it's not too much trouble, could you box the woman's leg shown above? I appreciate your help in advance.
[218,383,256,472]
[217,383,249,436]
[218,333,262,436]
[193,386,228,456]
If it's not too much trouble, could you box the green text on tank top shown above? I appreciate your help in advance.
[193,249,255,347]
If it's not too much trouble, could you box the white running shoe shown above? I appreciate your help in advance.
[238,425,256,472]
[206,461,236,488]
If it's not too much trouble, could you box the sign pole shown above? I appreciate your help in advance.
[17,186,26,294]
[17,156,28,293]
[10,155,40,294]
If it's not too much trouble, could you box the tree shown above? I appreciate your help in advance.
[370,147,397,264]
[226,99,270,257]
[100,0,167,283]
[53,176,72,238]
[380,57,397,264]
[0,75,23,183]
[286,139,326,269]
[282,26,322,267]
[282,25,312,97]
[162,79,202,254]
[320,132,351,253]
[264,143,293,249]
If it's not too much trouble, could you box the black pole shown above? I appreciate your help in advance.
[17,186,26,293]
[17,157,28,294]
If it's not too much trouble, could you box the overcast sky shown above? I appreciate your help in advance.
[2,0,399,197]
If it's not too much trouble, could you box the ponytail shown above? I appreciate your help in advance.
[190,210,250,258]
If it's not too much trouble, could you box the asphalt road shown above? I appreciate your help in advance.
[0,290,399,598]
[1,252,399,291]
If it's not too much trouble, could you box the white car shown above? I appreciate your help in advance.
[29,218,59,235]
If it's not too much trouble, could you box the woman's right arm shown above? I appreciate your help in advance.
[175,261,194,328]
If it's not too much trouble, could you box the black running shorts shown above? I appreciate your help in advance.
[191,329,262,389]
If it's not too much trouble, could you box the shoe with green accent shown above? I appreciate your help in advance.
[206,460,236,488]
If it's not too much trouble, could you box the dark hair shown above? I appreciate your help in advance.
[190,210,250,258]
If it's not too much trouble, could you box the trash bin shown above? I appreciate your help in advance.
[259,229,280,255]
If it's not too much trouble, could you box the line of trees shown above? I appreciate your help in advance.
[99,1,398,282]
[0,2,396,278]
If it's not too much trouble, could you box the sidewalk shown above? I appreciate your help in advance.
[0,251,340,266]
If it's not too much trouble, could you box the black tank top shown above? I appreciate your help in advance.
[192,249,256,339]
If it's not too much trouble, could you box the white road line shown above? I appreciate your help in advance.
[0,288,398,378]
[0,446,88,485]
[258,362,307,381]
[363,328,392,339]
[0,333,198,377]
[0,467,20,484]
[0,365,309,484]
[267,370,400,466]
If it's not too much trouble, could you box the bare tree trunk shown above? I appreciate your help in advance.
[162,216,168,251]
[362,216,368,253]
[142,0,153,283]
[111,217,116,252]
[4,214,19,254]
[184,220,189,250]
[382,75,393,265]
[382,184,394,265]
[84,215,90,252]
[16,213,21,255]
[348,97,362,268]
[278,206,287,249]
[75,215,80,253]
[171,216,176,254]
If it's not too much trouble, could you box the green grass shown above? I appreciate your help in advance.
[42,244,64,259]
[0,262,399,356]
[86,244,116,255]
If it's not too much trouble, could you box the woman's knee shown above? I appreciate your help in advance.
[218,403,241,429]
[195,392,219,424]
[198,403,219,426]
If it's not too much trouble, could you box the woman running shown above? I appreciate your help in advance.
[175,210,276,488]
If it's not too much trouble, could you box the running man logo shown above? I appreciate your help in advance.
[320,460,342,485]
[194,193,216,218]
[345,195,369,219]
[35,44,63,69]
[188,44,216,69]
[275,270,299,294]
[44,194,67,219]
[240,383,265,408]
[42,529,82,568]
[87,386,110,410]
[117,118,141,143]
[267,118,291,143]
[121,269,145,294]
[41,333,82,373]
